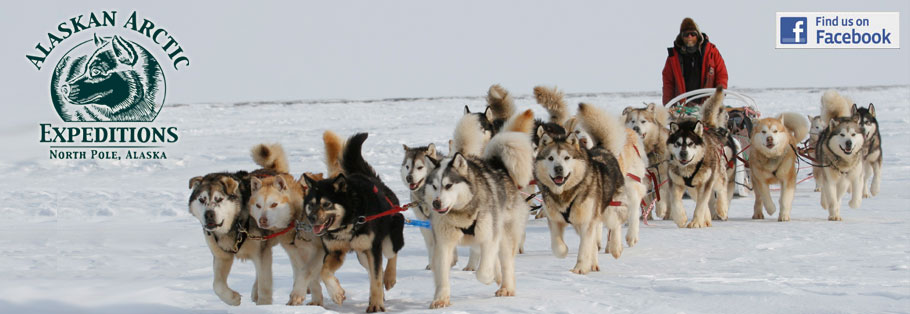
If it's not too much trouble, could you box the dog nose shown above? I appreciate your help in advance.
[632,126,640,133]
[406,175,413,183]
[553,165,563,174]
[432,199,442,209]
[845,140,852,148]
[259,216,269,227]
[679,151,688,158]
[204,210,215,222]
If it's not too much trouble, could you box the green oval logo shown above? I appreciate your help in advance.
[51,34,165,122]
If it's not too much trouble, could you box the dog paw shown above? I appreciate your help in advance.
[495,288,515,297]
[571,263,592,275]
[814,187,821,192]
[828,215,842,221]
[306,300,324,306]
[476,268,495,284]
[366,302,386,313]
[553,242,569,259]
[849,199,861,209]
[287,293,305,306]
[255,295,272,305]
[752,212,764,219]
[425,264,431,271]
[518,246,524,254]
[461,265,475,271]
[430,298,451,309]
[383,275,396,291]
[223,290,241,306]
[608,243,623,259]
[686,219,709,228]
[778,214,790,222]
[626,234,638,247]
[251,289,258,303]
[330,289,345,305]
[863,191,871,199]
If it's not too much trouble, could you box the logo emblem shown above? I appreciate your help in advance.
[50,34,165,122]
[780,17,808,44]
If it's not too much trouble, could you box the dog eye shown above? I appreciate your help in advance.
[91,68,101,76]
[322,201,331,208]
[445,183,453,190]
[215,197,222,203]
[405,165,409,169]
[762,130,767,134]
[431,184,437,190]
[417,166,424,170]
[198,197,206,203]
[564,156,570,161]
[270,203,278,208]
[548,156,554,161]
[687,142,694,147]
[773,130,778,133]
[840,134,845,137]
[256,204,261,209]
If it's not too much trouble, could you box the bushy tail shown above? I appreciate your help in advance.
[453,114,486,156]
[650,103,671,128]
[483,132,534,188]
[576,103,627,157]
[487,84,516,121]
[699,86,726,128]
[341,133,378,178]
[251,143,289,173]
[534,85,569,124]
[322,130,344,177]
[821,90,853,121]
[778,112,810,144]
[501,109,536,134]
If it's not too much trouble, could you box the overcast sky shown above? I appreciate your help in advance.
[0,0,907,127]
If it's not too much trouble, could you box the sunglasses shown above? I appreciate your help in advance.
[682,31,698,37]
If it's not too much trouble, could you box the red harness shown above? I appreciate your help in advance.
[357,185,413,224]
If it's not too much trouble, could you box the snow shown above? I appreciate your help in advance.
[1,86,908,313]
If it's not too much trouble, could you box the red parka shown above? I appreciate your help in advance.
[662,35,728,105]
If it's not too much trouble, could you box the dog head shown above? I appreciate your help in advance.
[464,105,496,140]
[563,117,595,150]
[623,103,665,144]
[61,34,145,114]
[188,172,248,234]
[532,120,567,153]
[751,117,789,155]
[853,103,878,141]
[401,143,439,191]
[302,174,350,236]
[423,153,475,215]
[534,132,587,194]
[667,119,706,167]
[249,173,302,230]
[825,115,865,158]
[725,107,753,138]
[808,115,826,139]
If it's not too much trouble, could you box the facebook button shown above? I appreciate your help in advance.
[780,17,808,44]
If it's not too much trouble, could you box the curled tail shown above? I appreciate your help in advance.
[323,130,344,177]
[251,143,289,173]
[700,86,726,129]
[534,85,569,124]
[778,112,810,144]
[487,84,516,121]
[650,102,671,129]
[453,114,487,156]
[501,109,536,134]
[576,103,627,157]
[483,132,534,188]
[341,133,378,178]
[821,90,853,121]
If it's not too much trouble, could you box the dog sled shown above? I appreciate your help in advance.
[664,88,761,197]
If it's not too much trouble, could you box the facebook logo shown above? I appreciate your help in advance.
[780,17,808,44]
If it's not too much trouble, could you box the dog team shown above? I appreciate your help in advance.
[186,84,883,311]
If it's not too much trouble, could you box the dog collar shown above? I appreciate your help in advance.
[682,160,704,188]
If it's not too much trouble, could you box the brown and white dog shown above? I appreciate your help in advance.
[623,103,671,219]
[749,113,809,221]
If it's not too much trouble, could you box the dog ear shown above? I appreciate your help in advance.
[622,106,633,117]
[566,133,580,148]
[275,175,289,191]
[427,143,437,159]
[669,122,679,134]
[189,176,203,189]
[536,125,546,139]
[851,103,859,116]
[463,105,471,115]
[484,106,494,123]
[452,153,468,172]
[93,33,109,46]
[424,154,440,168]
[646,103,657,112]
[402,144,409,152]
[693,121,704,137]
[539,133,553,148]
[868,103,875,117]
[111,35,138,66]
[807,114,813,122]
[332,174,347,192]
[251,177,262,192]
[448,139,455,153]
[828,118,839,128]
[302,173,319,190]
[220,177,239,196]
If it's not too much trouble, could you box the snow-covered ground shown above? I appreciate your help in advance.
[1,86,908,313]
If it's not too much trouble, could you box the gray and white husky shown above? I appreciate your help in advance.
[815,90,866,221]
[423,111,535,309]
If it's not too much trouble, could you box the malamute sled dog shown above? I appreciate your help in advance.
[247,143,332,306]
[623,102,671,219]
[304,132,405,312]
[807,115,826,192]
[188,171,278,305]
[749,113,809,221]
[423,111,534,309]
[855,103,882,198]
[815,90,866,221]
[667,87,737,228]
[534,102,646,274]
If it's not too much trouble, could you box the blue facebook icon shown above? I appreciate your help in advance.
[780,17,808,44]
